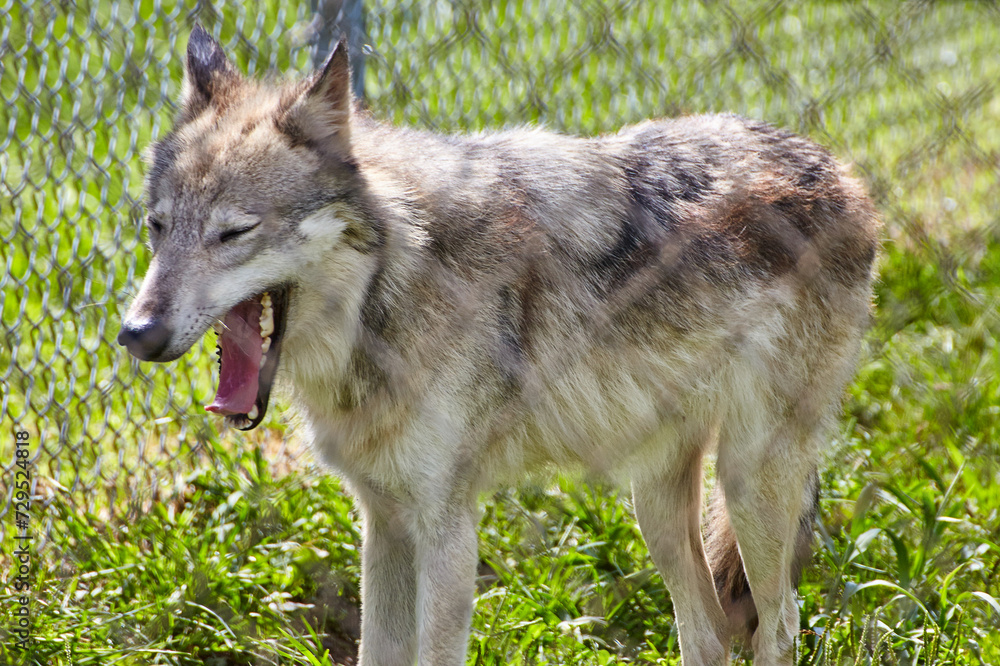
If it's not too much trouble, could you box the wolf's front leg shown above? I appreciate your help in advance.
[357,492,418,666]
[414,503,479,665]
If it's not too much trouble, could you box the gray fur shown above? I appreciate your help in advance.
[119,31,880,666]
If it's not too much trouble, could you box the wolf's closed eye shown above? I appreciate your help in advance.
[219,222,260,243]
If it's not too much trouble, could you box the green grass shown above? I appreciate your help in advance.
[2,0,1000,664]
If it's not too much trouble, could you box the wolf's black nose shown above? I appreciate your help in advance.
[117,319,172,361]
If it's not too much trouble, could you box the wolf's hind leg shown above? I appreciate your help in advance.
[716,420,818,666]
[633,441,731,665]
[705,468,818,648]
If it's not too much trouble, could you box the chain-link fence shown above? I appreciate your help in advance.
[3,0,1000,662]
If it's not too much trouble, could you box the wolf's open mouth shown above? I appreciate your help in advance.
[205,286,289,430]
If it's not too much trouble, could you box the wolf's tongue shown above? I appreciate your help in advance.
[206,298,263,416]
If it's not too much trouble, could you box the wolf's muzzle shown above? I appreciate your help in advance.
[117,319,172,361]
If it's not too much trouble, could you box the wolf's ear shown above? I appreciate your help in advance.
[307,38,352,116]
[182,24,239,116]
[276,38,353,152]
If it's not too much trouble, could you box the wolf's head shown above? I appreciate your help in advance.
[118,25,367,430]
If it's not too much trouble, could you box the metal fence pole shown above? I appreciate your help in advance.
[310,0,366,101]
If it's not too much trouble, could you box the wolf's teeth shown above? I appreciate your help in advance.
[248,405,259,420]
[261,336,271,354]
[259,307,274,338]
[260,292,272,309]
[213,321,224,334]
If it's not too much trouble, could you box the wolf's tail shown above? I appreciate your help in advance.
[704,468,819,644]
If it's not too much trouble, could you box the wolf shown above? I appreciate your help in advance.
[118,25,879,666]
